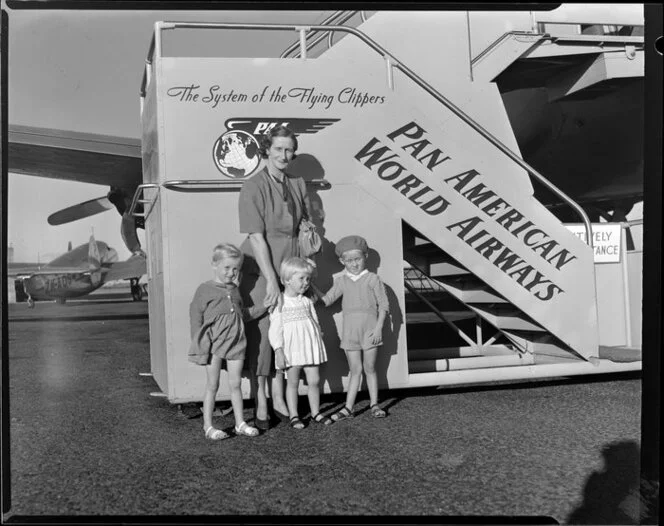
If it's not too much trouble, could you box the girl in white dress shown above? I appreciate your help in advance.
[268,257,332,429]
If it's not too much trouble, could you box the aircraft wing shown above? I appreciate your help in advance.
[7,264,45,277]
[101,254,147,282]
[11,267,94,279]
[8,125,143,189]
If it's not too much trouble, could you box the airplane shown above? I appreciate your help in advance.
[9,235,147,308]
[5,8,645,257]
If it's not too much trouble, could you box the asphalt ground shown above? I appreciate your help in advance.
[5,300,643,523]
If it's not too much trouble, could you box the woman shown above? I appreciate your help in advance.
[238,125,313,429]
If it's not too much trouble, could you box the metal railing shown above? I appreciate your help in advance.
[471,30,549,66]
[127,179,330,217]
[280,10,359,59]
[139,21,595,248]
[535,20,644,36]
[128,183,159,221]
[404,265,502,351]
[281,11,368,59]
[161,178,330,191]
[472,25,644,71]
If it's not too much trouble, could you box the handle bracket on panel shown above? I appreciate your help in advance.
[129,183,160,221]
[161,179,331,192]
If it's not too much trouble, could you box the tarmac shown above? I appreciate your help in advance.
[4,297,644,522]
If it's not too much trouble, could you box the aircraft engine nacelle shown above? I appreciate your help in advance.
[101,246,119,264]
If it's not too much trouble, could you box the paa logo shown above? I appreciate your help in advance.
[212,130,260,179]
[212,118,340,179]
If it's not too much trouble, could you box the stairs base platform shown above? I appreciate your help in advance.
[401,358,642,390]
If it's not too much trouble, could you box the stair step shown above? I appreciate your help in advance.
[501,330,580,359]
[409,347,481,360]
[429,262,471,277]
[469,304,546,332]
[405,287,466,302]
[406,242,441,257]
[409,345,516,361]
[405,243,459,265]
[408,352,535,373]
[406,311,476,325]
[404,290,450,301]
[405,293,467,313]
[435,275,508,303]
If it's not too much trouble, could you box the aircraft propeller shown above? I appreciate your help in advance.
[46,186,145,255]
[47,195,114,225]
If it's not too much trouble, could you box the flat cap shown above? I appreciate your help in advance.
[335,235,369,257]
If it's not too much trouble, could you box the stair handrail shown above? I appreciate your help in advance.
[473,24,644,67]
[535,20,644,33]
[471,30,549,66]
[289,11,368,58]
[160,179,330,191]
[140,21,594,247]
[128,183,160,221]
[280,10,358,59]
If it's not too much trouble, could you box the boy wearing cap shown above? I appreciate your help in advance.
[314,235,389,419]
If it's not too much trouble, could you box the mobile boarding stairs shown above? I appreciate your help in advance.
[137,9,643,402]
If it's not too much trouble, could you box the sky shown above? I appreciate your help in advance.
[4,7,335,262]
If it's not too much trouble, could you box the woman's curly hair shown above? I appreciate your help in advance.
[258,125,299,159]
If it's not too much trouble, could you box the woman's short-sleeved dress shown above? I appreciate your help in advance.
[238,167,311,376]
[268,294,327,369]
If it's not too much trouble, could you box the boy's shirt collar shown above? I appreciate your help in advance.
[345,269,368,282]
[210,280,237,289]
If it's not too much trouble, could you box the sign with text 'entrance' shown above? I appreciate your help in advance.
[565,224,622,263]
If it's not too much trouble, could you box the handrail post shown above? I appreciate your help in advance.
[280,11,349,58]
[466,11,474,81]
[154,21,164,61]
[297,26,309,59]
[385,55,394,90]
[620,222,633,347]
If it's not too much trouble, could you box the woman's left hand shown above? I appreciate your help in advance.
[369,327,382,345]
[268,294,284,314]
[264,278,281,308]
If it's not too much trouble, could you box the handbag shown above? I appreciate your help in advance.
[298,218,322,258]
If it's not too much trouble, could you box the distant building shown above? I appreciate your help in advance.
[8,244,14,264]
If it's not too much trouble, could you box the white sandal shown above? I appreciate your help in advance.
[235,421,259,437]
[204,426,230,441]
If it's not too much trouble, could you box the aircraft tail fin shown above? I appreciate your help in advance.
[88,234,101,270]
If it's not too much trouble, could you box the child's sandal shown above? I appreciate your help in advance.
[289,416,305,430]
[205,426,230,441]
[330,406,353,422]
[311,412,333,426]
[235,421,259,437]
[370,404,387,418]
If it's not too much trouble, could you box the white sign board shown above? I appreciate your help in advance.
[565,224,622,263]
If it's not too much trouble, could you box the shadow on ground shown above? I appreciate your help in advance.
[567,440,643,524]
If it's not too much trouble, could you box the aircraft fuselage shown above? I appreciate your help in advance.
[22,271,104,301]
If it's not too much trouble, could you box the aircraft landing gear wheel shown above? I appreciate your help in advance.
[131,279,143,302]
[27,297,35,309]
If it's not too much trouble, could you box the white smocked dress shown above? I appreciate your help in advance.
[268,294,327,369]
